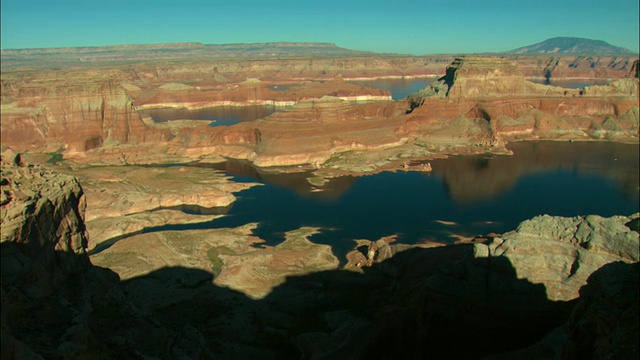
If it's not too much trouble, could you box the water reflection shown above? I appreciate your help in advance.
[110,141,640,259]
[233,142,637,248]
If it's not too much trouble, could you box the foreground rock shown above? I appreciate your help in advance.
[2,161,638,358]
[0,156,176,359]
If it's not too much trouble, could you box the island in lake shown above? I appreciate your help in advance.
[1,38,639,359]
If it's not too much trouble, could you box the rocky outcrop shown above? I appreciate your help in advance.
[484,214,639,300]
[562,261,639,358]
[0,155,177,358]
[446,57,528,98]
[406,56,639,148]
[356,213,639,358]
[1,151,89,295]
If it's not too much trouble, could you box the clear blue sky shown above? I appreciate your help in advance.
[1,0,638,54]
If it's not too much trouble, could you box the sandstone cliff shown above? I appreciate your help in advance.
[2,53,638,170]
[1,72,171,153]
[406,56,639,150]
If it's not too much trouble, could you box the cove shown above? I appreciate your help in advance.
[346,78,433,99]
[138,105,280,126]
[131,141,639,261]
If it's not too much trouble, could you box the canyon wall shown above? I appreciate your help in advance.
[1,72,171,153]
[1,54,638,167]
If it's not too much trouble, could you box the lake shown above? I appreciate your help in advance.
[136,141,639,260]
[346,78,433,100]
[138,105,280,126]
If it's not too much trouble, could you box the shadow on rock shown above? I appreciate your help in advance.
[4,232,640,359]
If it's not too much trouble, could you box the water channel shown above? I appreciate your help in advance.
[109,141,638,261]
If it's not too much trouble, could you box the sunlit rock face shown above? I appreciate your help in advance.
[1,52,637,170]
[405,56,639,148]
[171,96,411,167]
[1,152,89,295]
[1,75,172,153]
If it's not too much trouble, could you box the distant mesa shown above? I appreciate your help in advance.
[508,37,636,55]
[0,41,377,58]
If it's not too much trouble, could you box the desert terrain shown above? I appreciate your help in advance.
[1,41,639,358]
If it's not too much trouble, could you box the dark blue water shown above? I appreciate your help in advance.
[115,141,638,260]
[346,78,433,100]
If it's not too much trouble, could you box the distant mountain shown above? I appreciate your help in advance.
[0,42,381,69]
[508,37,636,55]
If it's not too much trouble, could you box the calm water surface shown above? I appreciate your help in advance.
[139,105,279,126]
[125,141,639,260]
[347,78,433,100]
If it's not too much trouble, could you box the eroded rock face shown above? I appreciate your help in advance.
[562,261,639,359]
[3,54,638,171]
[404,57,639,152]
[0,155,176,359]
[1,152,89,296]
[172,96,410,167]
[483,214,639,301]
[1,74,172,153]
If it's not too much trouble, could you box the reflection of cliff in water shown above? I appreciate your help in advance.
[433,141,639,203]
[199,141,639,205]
[204,159,358,201]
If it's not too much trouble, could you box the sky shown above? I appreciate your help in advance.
[1,0,638,55]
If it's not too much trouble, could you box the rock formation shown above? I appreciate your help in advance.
[0,154,177,358]
[405,56,639,152]
[1,73,172,154]
[2,51,637,170]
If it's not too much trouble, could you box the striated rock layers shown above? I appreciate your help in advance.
[171,95,411,166]
[170,56,639,168]
[2,53,637,169]
[1,73,172,154]
[405,57,639,147]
